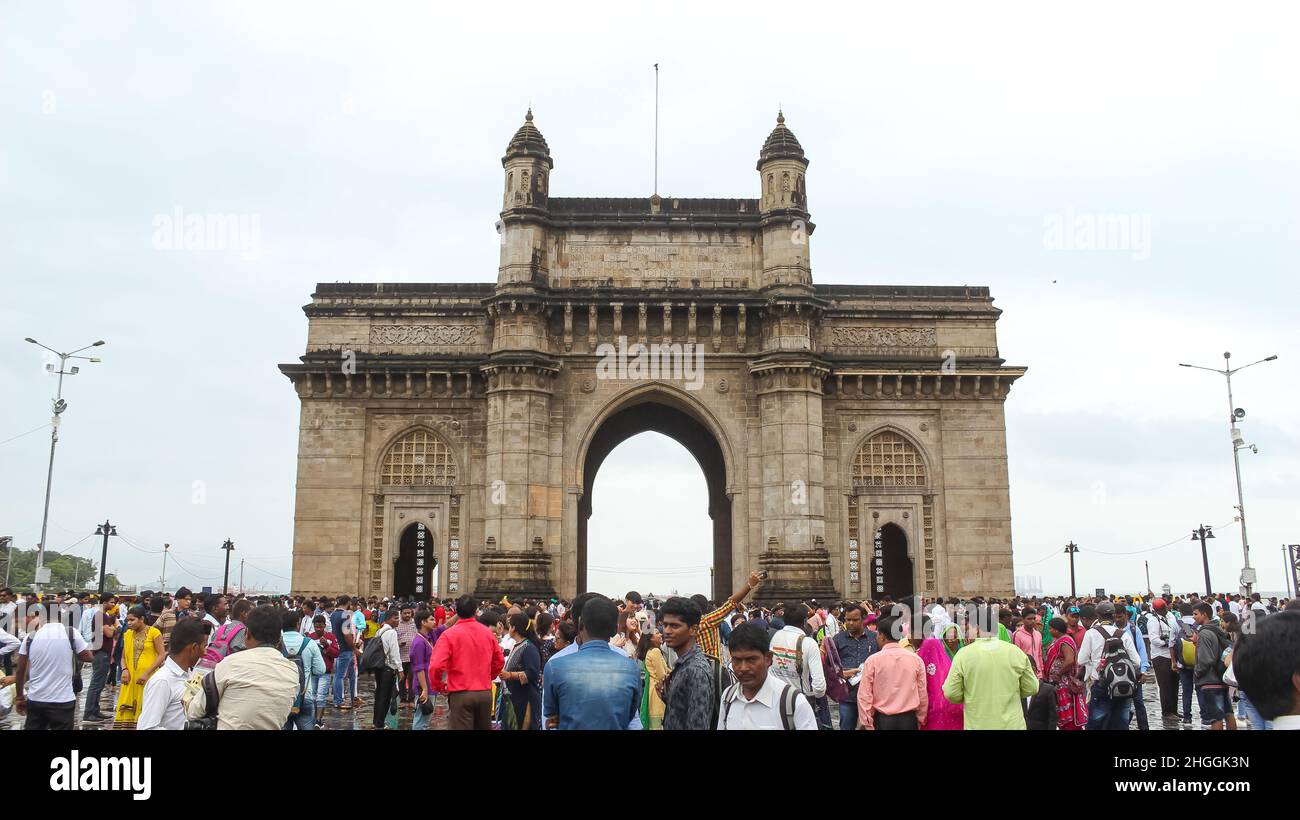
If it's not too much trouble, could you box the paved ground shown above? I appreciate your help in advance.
[2,662,1252,730]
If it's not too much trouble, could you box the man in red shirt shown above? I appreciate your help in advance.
[428,594,504,730]
[433,601,448,627]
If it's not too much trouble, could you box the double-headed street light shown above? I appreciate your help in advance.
[1178,351,1277,596]
[1191,524,1216,596]
[25,337,106,594]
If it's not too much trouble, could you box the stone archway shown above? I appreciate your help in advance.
[394,520,438,601]
[577,400,730,599]
[876,522,914,600]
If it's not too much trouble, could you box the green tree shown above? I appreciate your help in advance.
[1,543,123,591]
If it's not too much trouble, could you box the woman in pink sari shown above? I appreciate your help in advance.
[1045,617,1087,730]
[917,623,965,730]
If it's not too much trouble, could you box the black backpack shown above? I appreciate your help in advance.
[360,626,390,672]
[1094,624,1138,699]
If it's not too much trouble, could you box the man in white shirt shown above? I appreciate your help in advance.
[1144,598,1181,723]
[0,625,20,659]
[767,603,827,706]
[14,605,93,729]
[203,593,228,633]
[369,609,403,729]
[138,616,208,730]
[823,605,841,639]
[1076,601,1140,730]
[718,622,817,730]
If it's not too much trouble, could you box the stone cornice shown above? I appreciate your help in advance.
[825,367,1028,400]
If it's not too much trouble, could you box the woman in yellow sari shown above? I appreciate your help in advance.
[113,606,165,728]
[636,631,668,730]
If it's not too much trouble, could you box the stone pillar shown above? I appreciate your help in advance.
[476,360,559,599]
[750,356,836,603]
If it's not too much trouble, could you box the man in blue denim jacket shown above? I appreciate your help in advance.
[543,597,642,730]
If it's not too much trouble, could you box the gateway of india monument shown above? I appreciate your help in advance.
[280,110,1025,604]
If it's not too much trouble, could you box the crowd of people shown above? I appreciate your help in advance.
[0,581,1296,731]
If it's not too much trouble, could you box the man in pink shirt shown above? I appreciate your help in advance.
[428,594,505,730]
[1011,607,1044,679]
[857,612,928,730]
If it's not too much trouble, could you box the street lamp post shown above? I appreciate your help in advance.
[221,539,235,594]
[161,543,170,592]
[1179,352,1277,596]
[1064,541,1079,597]
[95,520,117,595]
[1191,524,1216,597]
[25,337,106,595]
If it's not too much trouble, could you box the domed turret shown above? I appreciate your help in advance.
[757,110,807,168]
[757,111,810,216]
[501,109,552,213]
[756,110,813,290]
[503,108,553,166]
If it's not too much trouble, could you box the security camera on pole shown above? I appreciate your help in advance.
[1178,351,1277,596]
[24,336,106,594]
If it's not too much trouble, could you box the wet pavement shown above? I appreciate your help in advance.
[2,662,1258,730]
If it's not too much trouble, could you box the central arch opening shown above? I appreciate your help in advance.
[578,401,731,599]
[586,433,711,598]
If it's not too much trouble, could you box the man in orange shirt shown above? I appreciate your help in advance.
[857,612,928,730]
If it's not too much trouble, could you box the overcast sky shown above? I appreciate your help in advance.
[2,2,1296,598]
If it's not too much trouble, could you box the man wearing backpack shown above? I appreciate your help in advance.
[280,609,325,730]
[1077,601,1140,730]
[13,604,94,730]
[1191,602,1236,730]
[362,608,402,729]
[769,602,827,713]
[1114,605,1151,730]
[718,622,817,729]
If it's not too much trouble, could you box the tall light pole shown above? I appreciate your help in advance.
[95,520,117,595]
[1064,541,1079,597]
[1283,545,1295,599]
[1179,352,1277,595]
[221,539,235,594]
[161,543,170,592]
[1192,524,1216,596]
[25,337,106,594]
